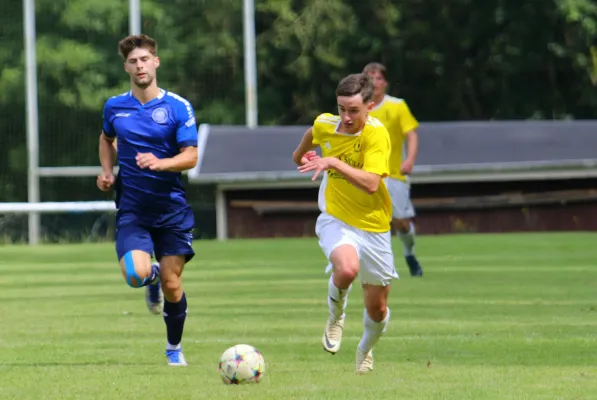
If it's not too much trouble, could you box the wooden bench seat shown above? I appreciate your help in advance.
[229,189,597,215]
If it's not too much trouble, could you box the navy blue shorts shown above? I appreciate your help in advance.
[115,207,195,263]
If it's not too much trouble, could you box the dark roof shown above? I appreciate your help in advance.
[188,121,597,184]
[198,125,306,175]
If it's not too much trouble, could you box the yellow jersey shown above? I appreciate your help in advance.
[368,95,419,181]
[311,113,392,233]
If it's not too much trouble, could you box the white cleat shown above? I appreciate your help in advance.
[356,347,374,374]
[322,316,344,354]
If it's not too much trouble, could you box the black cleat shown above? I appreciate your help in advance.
[405,255,423,277]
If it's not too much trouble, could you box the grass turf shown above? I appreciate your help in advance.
[0,232,596,399]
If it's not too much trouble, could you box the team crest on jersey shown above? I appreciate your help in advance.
[354,140,362,152]
[152,108,168,124]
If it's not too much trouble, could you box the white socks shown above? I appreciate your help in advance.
[166,343,181,351]
[397,222,416,256]
[328,275,351,319]
[358,307,390,353]
[328,274,391,354]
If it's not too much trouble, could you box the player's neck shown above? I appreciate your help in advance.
[338,122,365,135]
[372,93,385,106]
[131,83,162,105]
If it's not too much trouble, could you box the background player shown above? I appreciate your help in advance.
[292,73,395,374]
[363,62,423,277]
[96,34,198,366]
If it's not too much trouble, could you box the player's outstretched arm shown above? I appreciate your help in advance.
[298,157,382,195]
[292,127,318,166]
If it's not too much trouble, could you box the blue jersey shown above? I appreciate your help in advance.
[102,89,198,221]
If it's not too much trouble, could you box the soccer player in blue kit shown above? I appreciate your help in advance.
[96,34,198,366]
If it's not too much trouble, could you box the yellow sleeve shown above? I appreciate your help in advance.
[363,124,391,177]
[311,113,335,145]
[396,101,419,135]
[311,117,321,146]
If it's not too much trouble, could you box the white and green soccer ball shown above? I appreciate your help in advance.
[218,344,265,384]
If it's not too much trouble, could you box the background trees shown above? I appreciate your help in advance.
[1,0,596,202]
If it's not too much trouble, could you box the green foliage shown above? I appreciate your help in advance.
[257,0,358,122]
[1,0,597,202]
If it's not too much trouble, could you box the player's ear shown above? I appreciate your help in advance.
[367,101,375,111]
[154,56,160,69]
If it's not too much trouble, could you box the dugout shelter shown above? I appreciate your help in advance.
[188,121,597,240]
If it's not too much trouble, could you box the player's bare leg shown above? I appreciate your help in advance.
[160,255,188,366]
[322,244,358,354]
[394,218,422,276]
[356,284,391,374]
[119,249,153,286]
[118,249,163,314]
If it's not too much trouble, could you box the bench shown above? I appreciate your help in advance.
[229,200,320,215]
[229,189,597,215]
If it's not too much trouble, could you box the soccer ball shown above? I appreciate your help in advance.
[218,344,265,384]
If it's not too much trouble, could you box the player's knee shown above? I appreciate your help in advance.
[161,275,182,296]
[393,218,410,233]
[334,259,359,282]
[363,284,390,322]
[330,244,359,283]
[121,251,150,288]
[366,303,388,322]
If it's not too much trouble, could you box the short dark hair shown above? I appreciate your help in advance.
[118,34,157,60]
[335,73,374,103]
[363,62,387,80]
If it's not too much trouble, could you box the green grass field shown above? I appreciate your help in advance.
[1,232,596,399]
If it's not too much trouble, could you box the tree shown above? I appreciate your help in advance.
[0,0,596,206]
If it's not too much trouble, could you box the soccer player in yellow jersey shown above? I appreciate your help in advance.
[292,73,396,374]
[363,62,423,277]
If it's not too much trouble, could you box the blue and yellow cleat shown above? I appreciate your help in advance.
[166,349,188,366]
[405,255,423,277]
[145,263,163,315]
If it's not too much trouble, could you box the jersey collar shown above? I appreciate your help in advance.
[128,88,166,106]
[334,120,363,136]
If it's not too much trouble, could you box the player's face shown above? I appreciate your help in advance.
[367,71,387,98]
[337,94,374,134]
[124,47,160,89]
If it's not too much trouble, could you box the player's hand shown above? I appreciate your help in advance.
[298,157,335,181]
[300,150,320,165]
[400,159,414,175]
[96,172,115,192]
[136,152,165,171]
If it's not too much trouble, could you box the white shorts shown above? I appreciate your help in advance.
[315,213,398,286]
[384,177,416,220]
